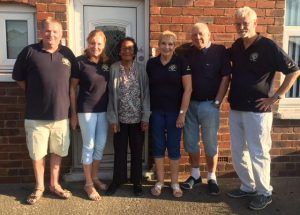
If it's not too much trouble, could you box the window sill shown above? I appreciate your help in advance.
[274,98,300,119]
[0,69,13,82]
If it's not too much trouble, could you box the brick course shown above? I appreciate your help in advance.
[0,0,299,183]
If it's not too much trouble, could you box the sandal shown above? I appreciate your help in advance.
[151,182,164,197]
[84,183,101,201]
[171,183,183,198]
[49,185,72,199]
[27,187,44,205]
[93,178,108,191]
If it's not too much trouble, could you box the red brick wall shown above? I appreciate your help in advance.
[149,0,300,179]
[0,0,71,183]
[0,0,299,183]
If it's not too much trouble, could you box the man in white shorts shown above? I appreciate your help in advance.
[12,17,77,204]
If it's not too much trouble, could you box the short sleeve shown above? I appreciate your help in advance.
[180,56,191,76]
[12,46,31,81]
[146,58,152,76]
[273,42,299,75]
[220,47,231,76]
[66,49,79,79]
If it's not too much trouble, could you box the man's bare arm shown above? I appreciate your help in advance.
[16,81,26,91]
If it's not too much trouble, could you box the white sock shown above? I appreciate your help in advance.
[208,172,217,182]
[191,168,200,179]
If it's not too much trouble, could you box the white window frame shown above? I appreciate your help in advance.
[0,5,35,82]
[276,23,300,119]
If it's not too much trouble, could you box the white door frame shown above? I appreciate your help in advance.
[66,0,150,181]
[69,0,149,59]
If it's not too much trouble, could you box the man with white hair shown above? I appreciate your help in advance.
[178,23,231,195]
[227,6,300,210]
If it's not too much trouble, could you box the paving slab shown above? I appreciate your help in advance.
[0,177,299,215]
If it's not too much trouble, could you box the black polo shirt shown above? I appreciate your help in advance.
[12,42,77,120]
[229,35,299,112]
[146,54,191,112]
[177,43,231,101]
[72,55,109,113]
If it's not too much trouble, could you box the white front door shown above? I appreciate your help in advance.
[84,6,137,62]
[69,0,149,180]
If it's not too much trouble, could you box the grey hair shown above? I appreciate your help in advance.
[159,30,177,44]
[41,17,62,31]
[192,23,210,34]
[235,6,257,21]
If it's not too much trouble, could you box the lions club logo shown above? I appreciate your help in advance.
[249,52,259,62]
[61,58,71,67]
[168,64,177,72]
[101,64,110,72]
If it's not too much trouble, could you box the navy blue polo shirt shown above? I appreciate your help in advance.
[177,43,231,101]
[72,55,109,113]
[12,42,77,120]
[146,54,191,112]
[229,35,299,112]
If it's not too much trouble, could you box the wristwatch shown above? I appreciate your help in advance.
[273,93,282,100]
[212,100,220,108]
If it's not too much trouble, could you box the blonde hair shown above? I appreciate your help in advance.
[235,6,257,21]
[41,17,62,31]
[84,29,108,62]
[159,30,177,44]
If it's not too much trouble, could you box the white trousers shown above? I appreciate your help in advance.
[78,112,108,165]
[230,110,273,196]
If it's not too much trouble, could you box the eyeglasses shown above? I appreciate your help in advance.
[121,47,134,52]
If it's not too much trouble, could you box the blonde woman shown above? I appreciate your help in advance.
[147,31,192,197]
[70,30,110,201]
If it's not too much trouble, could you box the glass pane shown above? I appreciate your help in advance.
[96,26,126,63]
[6,20,28,59]
[285,0,300,26]
[286,36,300,97]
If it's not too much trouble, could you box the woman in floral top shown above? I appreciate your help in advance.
[106,37,150,196]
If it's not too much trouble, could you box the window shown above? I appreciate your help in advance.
[0,5,35,81]
[277,0,300,118]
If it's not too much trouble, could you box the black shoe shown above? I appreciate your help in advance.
[181,176,202,190]
[207,179,220,196]
[249,195,272,210]
[133,184,143,196]
[105,183,119,196]
[227,189,257,198]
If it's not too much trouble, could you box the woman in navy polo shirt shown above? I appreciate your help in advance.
[147,31,192,198]
[70,30,109,201]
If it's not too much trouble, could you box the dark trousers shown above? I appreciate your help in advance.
[112,122,144,185]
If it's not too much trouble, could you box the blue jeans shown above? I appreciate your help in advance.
[183,100,219,156]
[78,112,108,164]
[151,111,181,160]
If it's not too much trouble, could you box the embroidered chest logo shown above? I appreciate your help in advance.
[61,58,71,67]
[249,52,259,62]
[287,61,295,69]
[101,64,110,72]
[168,64,177,72]
[186,65,191,71]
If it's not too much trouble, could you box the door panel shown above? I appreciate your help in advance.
[72,4,147,170]
[84,6,137,63]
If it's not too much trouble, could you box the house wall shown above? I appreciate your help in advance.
[0,0,299,183]
[0,0,71,183]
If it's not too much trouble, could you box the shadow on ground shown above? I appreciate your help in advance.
[0,177,299,215]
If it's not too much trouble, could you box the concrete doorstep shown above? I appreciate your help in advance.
[0,177,299,215]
